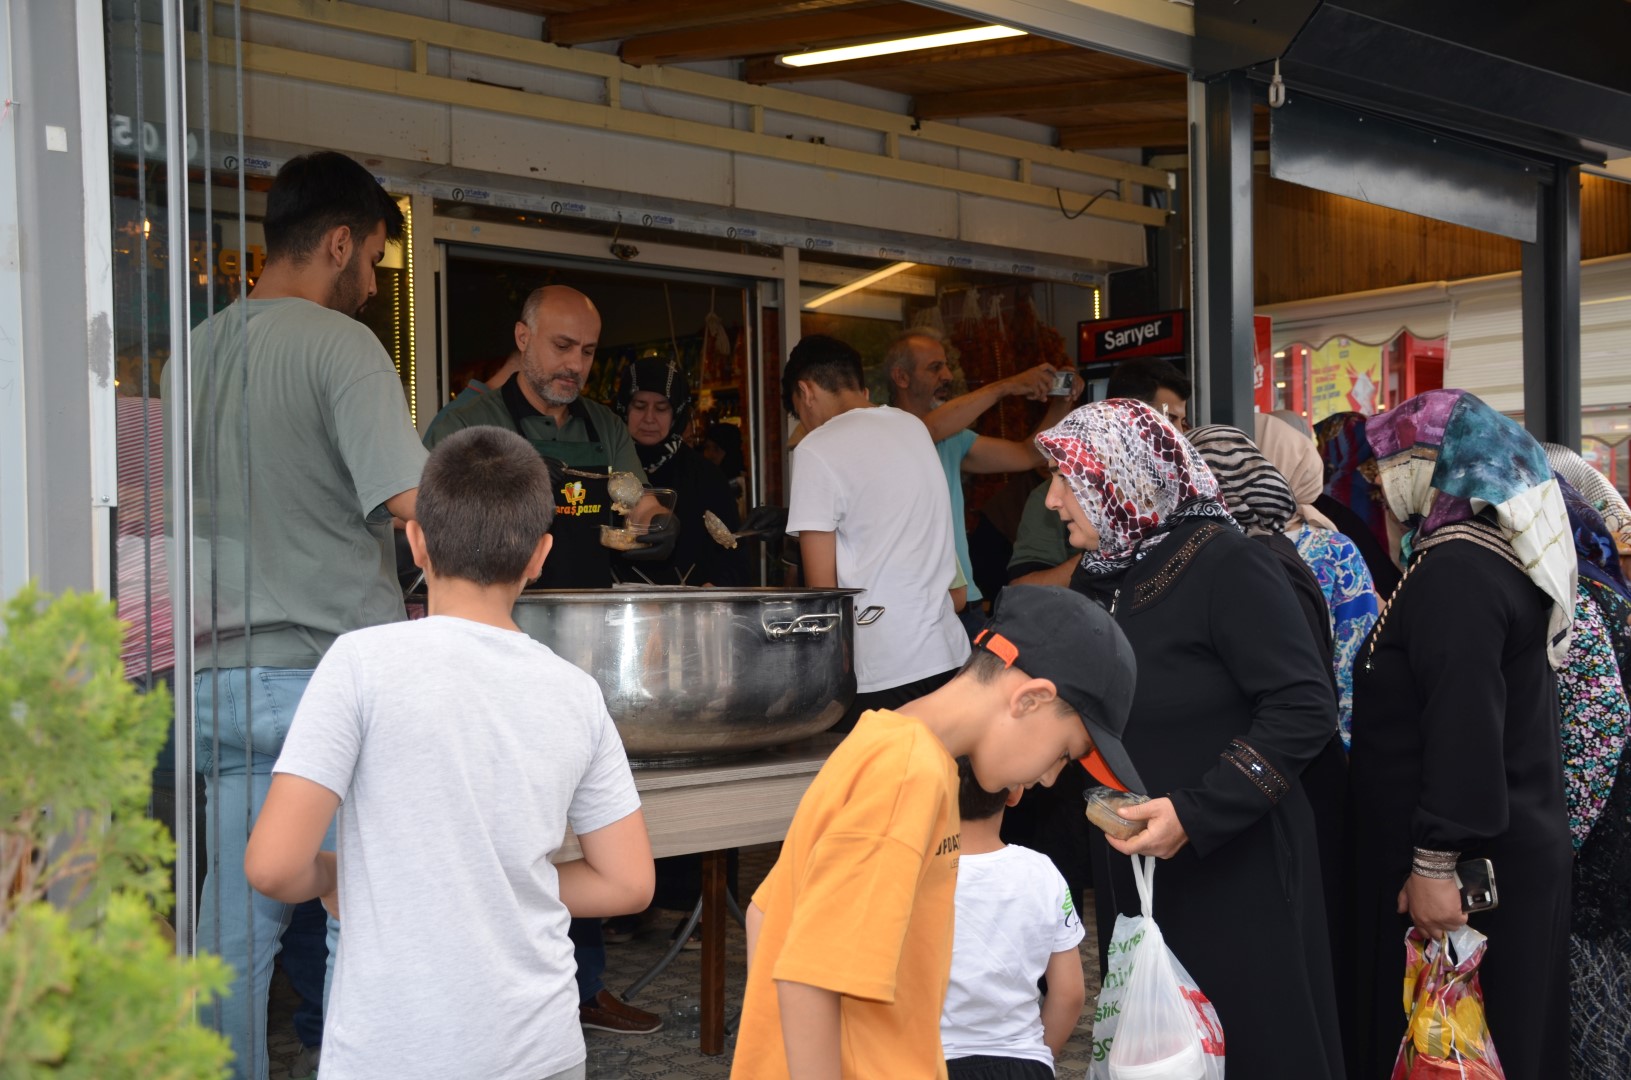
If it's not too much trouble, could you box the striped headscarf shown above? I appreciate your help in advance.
[1256,412,1339,532]
[1187,425,1297,536]
[1367,389,1576,667]
[1037,398,1238,577]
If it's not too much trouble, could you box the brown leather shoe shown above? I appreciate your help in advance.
[579,990,663,1034]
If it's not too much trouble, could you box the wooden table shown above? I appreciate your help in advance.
[556,734,840,1055]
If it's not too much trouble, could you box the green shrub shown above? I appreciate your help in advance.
[0,584,232,1077]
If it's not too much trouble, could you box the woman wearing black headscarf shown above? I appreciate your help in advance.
[614,358,747,587]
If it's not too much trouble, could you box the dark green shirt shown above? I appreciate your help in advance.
[423,377,647,484]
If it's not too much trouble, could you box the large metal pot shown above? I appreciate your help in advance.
[511,587,860,762]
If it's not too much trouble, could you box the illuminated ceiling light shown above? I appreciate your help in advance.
[1272,350,1286,358]
[778,25,1025,68]
[803,261,916,309]
[143,218,152,236]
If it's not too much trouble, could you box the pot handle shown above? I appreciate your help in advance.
[856,605,885,626]
[763,612,843,640]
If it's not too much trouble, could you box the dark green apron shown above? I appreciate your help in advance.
[504,392,616,589]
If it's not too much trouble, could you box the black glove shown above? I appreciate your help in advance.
[742,505,788,538]
[619,511,679,562]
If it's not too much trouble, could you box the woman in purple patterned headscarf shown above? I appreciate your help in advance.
[1348,388,1573,1080]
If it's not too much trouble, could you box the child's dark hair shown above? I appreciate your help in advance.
[957,756,1011,822]
[782,334,864,417]
[264,151,406,263]
[417,426,554,585]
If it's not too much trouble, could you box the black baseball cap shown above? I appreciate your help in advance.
[972,586,1143,793]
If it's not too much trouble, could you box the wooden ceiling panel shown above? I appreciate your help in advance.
[1059,112,1266,150]
[465,0,1206,154]
[475,0,612,14]
[913,74,1184,119]
[547,0,867,46]
[620,3,972,67]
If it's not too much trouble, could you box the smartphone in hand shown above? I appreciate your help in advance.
[1456,858,1498,913]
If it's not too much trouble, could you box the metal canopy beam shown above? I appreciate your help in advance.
[1269,94,1546,243]
[1270,3,1631,162]
[1189,72,1255,429]
[1522,169,1582,447]
[911,0,1197,73]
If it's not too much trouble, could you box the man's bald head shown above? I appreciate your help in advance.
[514,285,603,408]
[520,285,600,332]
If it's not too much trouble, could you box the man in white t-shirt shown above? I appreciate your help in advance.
[245,427,655,1080]
[941,758,1087,1079]
[782,334,970,730]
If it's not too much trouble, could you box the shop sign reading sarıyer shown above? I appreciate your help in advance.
[1079,311,1185,364]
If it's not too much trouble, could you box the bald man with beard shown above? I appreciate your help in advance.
[422,285,666,1036]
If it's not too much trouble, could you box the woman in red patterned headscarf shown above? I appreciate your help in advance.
[1034,398,1345,1080]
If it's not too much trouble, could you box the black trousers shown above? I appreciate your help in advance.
[835,667,958,733]
[946,1055,1053,1080]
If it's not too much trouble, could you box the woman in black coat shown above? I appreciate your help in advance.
[614,357,747,588]
[1036,399,1344,1079]
[1350,390,1575,1080]
[1188,424,1353,1006]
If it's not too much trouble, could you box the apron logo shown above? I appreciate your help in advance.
[563,482,587,507]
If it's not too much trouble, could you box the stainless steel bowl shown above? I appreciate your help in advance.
[511,587,860,762]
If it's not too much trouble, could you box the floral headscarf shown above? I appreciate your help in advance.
[1037,398,1238,577]
[1366,389,1576,667]
[1316,411,1389,552]
[1186,425,1296,537]
[1255,412,1339,532]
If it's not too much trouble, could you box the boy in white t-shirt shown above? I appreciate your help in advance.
[245,426,655,1080]
[942,758,1087,1079]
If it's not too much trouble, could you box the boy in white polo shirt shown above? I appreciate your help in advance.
[245,426,654,1080]
[942,758,1087,1079]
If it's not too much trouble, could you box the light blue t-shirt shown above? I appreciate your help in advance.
[937,429,981,603]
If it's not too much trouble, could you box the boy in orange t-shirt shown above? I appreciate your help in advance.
[731,586,1140,1080]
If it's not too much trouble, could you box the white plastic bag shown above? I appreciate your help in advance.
[1092,855,1226,1080]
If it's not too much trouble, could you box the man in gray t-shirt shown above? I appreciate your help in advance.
[166,151,427,1080]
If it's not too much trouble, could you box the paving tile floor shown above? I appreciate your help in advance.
[267,842,1105,1079]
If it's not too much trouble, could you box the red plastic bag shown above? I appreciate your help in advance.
[1390,926,1505,1080]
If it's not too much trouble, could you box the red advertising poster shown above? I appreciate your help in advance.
[1253,315,1274,413]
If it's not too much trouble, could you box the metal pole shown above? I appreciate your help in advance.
[1521,165,1582,447]
[1189,72,1256,429]
[159,0,197,955]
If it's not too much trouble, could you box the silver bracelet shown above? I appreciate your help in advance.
[1411,847,1460,880]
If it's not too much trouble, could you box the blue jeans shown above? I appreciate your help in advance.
[194,666,335,1080]
[571,917,606,1004]
[281,899,329,1048]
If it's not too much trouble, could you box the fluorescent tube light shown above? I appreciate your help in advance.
[803,262,917,309]
[779,26,1025,68]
